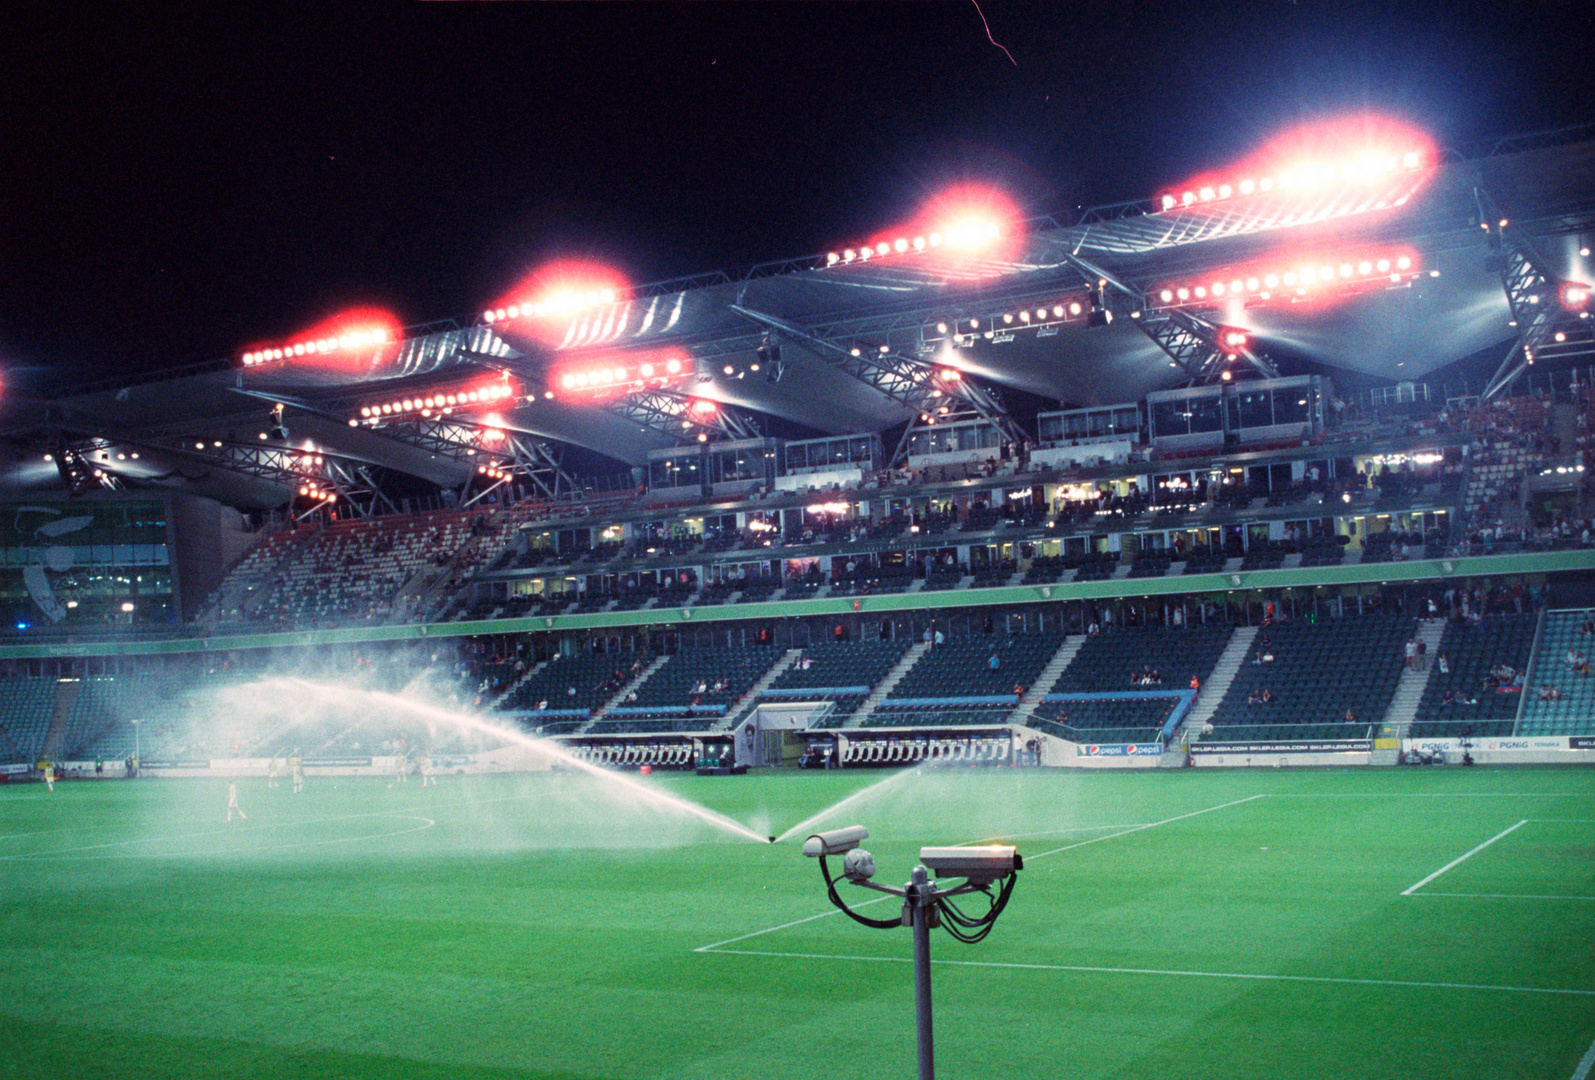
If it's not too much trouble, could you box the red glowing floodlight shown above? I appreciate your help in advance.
[483,260,630,345]
[356,377,520,424]
[240,307,403,369]
[688,398,719,418]
[1153,249,1422,311]
[825,183,1023,268]
[551,351,694,398]
[1560,282,1592,311]
[1156,115,1437,212]
[1218,328,1250,355]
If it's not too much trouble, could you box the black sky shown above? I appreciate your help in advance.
[3,2,1593,390]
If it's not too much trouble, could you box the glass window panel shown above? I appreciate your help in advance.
[1189,397,1223,433]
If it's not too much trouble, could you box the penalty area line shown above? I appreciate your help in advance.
[1402,819,1528,897]
[696,948,1595,998]
[1573,1033,1595,1080]
[1406,891,1595,902]
[1027,793,1268,859]
[693,894,897,952]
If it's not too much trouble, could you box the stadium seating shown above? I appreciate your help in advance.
[622,648,784,717]
[0,676,60,764]
[885,632,1066,701]
[763,638,912,725]
[1410,613,1536,738]
[1203,615,1414,740]
[1028,696,1177,744]
[497,653,642,714]
[1520,611,1595,735]
[1053,624,1232,695]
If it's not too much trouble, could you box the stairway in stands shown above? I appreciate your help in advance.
[1372,618,1447,763]
[846,642,930,727]
[580,656,670,731]
[1181,625,1256,744]
[40,679,80,762]
[492,658,548,710]
[716,648,803,730]
[1004,635,1082,726]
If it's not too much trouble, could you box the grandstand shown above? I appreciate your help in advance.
[0,121,1590,781]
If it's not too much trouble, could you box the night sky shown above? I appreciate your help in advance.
[3,2,1593,392]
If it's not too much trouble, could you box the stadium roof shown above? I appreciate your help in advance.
[8,130,1595,510]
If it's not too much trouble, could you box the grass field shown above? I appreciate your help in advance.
[0,765,1591,1080]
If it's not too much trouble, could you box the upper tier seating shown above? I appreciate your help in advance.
[250,510,481,625]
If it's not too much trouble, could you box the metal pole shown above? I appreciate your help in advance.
[909,866,935,1080]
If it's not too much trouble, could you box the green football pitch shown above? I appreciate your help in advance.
[1,765,1591,1080]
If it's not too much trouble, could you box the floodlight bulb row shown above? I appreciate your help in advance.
[557,356,686,392]
[359,382,516,421]
[1157,149,1426,211]
[1154,253,1419,308]
[826,219,1000,267]
[923,296,1093,344]
[483,288,620,324]
[242,327,393,366]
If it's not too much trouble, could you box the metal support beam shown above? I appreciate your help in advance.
[605,387,761,443]
[354,415,579,502]
[731,306,1029,463]
[1478,188,1595,400]
[734,305,945,409]
[460,434,577,507]
[44,419,400,515]
[1138,308,1276,384]
[1063,253,1278,384]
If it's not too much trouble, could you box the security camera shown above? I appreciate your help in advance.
[802,825,869,858]
[840,847,876,882]
[918,845,1021,884]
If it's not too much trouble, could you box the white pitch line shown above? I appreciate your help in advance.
[1268,793,1588,798]
[1402,819,1529,897]
[965,823,1157,845]
[1410,892,1595,902]
[1572,1034,1595,1080]
[698,948,1595,998]
[1028,793,1268,859]
[693,894,897,952]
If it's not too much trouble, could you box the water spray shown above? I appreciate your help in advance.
[277,678,770,845]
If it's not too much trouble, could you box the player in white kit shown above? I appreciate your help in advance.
[226,781,247,822]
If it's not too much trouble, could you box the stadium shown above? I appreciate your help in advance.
[2,7,1593,1080]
